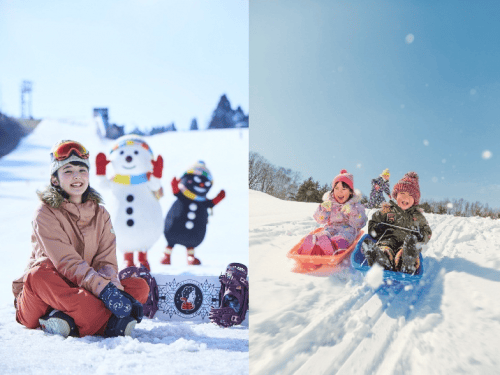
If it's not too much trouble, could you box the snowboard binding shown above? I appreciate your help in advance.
[209,263,249,328]
[119,264,159,319]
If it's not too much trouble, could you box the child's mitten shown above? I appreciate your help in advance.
[321,201,332,211]
[96,153,110,176]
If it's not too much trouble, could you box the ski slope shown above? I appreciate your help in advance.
[250,190,500,375]
[0,118,248,374]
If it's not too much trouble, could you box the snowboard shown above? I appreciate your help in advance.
[152,274,221,322]
[351,233,424,285]
[287,229,364,274]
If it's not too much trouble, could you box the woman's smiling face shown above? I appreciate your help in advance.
[52,163,89,203]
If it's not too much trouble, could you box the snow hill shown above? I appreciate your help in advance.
[0,118,248,375]
[250,190,500,375]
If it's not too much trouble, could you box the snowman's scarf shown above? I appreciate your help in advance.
[111,172,151,185]
[178,182,207,202]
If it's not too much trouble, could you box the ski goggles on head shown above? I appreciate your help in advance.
[51,141,89,161]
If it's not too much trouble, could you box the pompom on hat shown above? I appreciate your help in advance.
[332,169,354,191]
[392,171,420,205]
[381,169,390,178]
[183,161,213,182]
[50,140,91,175]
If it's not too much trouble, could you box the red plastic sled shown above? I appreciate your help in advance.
[287,229,364,274]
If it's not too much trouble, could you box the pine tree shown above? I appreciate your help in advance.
[294,177,323,202]
[190,118,198,130]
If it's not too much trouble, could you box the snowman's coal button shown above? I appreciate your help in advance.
[185,221,194,229]
[127,219,134,227]
[126,207,133,215]
[189,203,197,211]
[127,195,134,202]
[187,212,196,220]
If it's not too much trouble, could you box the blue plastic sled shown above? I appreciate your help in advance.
[351,233,424,284]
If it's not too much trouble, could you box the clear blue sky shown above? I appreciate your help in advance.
[250,0,500,209]
[0,0,248,131]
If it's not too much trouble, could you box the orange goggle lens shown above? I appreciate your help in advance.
[52,142,89,161]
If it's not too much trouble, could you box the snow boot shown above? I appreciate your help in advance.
[209,263,249,328]
[160,247,172,265]
[187,248,201,265]
[362,238,378,266]
[396,234,420,274]
[375,245,395,270]
[39,309,79,338]
[104,315,137,337]
[299,234,316,255]
[138,251,150,271]
[316,235,334,255]
[124,252,134,268]
[331,236,350,254]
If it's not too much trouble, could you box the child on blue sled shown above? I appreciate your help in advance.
[363,172,432,274]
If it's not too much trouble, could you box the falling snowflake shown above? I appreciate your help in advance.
[470,89,477,95]
[447,203,453,209]
[357,163,362,168]
[400,104,405,109]
[423,140,429,146]
[482,150,492,159]
[405,34,415,44]
[442,159,446,163]
[432,177,438,183]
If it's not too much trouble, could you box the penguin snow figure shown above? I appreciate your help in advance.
[161,161,225,265]
[95,135,164,271]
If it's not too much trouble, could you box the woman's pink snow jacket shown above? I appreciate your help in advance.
[12,186,122,302]
[313,191,368,245]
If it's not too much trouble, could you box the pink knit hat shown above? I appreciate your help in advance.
[332,169,354,191]
[392,171,420,205]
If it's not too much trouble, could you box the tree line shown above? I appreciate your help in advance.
[249,151,499,219]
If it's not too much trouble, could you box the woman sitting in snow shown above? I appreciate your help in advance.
[12,140,149,338]
[367,168,391,208]
[299,169,367,255]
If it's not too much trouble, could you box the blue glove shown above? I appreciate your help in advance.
[121,291,144,323]
[99,283,133,318]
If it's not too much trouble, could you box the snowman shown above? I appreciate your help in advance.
[161,161,225,265]
[95,135,164,271]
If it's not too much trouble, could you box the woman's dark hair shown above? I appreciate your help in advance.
[332,181,354,201]
[51,161,91,202]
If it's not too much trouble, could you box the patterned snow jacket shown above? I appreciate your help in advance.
[368,200,432,246]
[368,176,391,208]
[313,191,368,245]
[12,186,121,302]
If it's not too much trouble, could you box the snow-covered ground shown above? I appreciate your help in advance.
[0,118,248,374]
[249,190,500,375]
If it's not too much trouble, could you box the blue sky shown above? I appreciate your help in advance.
[0,0,248,131]
[250,0,500,209]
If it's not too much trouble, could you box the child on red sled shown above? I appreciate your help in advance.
[299,169,367,255]
[363,171,432,274]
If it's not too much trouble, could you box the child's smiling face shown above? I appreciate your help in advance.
[396,191,414,210]
[333,182,351,204]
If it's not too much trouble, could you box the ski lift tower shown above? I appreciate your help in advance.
[21,80,33,119]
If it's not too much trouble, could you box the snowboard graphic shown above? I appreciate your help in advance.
[152,274,221,322]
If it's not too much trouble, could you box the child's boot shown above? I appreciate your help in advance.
[397,234,419,274]
[187,248,201,265]
[160,247,172,265]
[300,234,316,255]
[39,309,79,338]
[138,251,150,271]
[316,235,334,255]
[104,315,137,337]
[362,239,378,266]
[124,252,134,268]
[376,246,395,270]
[331,236,350,254]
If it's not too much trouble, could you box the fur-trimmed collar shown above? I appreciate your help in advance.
[37,185,103,208]
[322,190,362,205]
